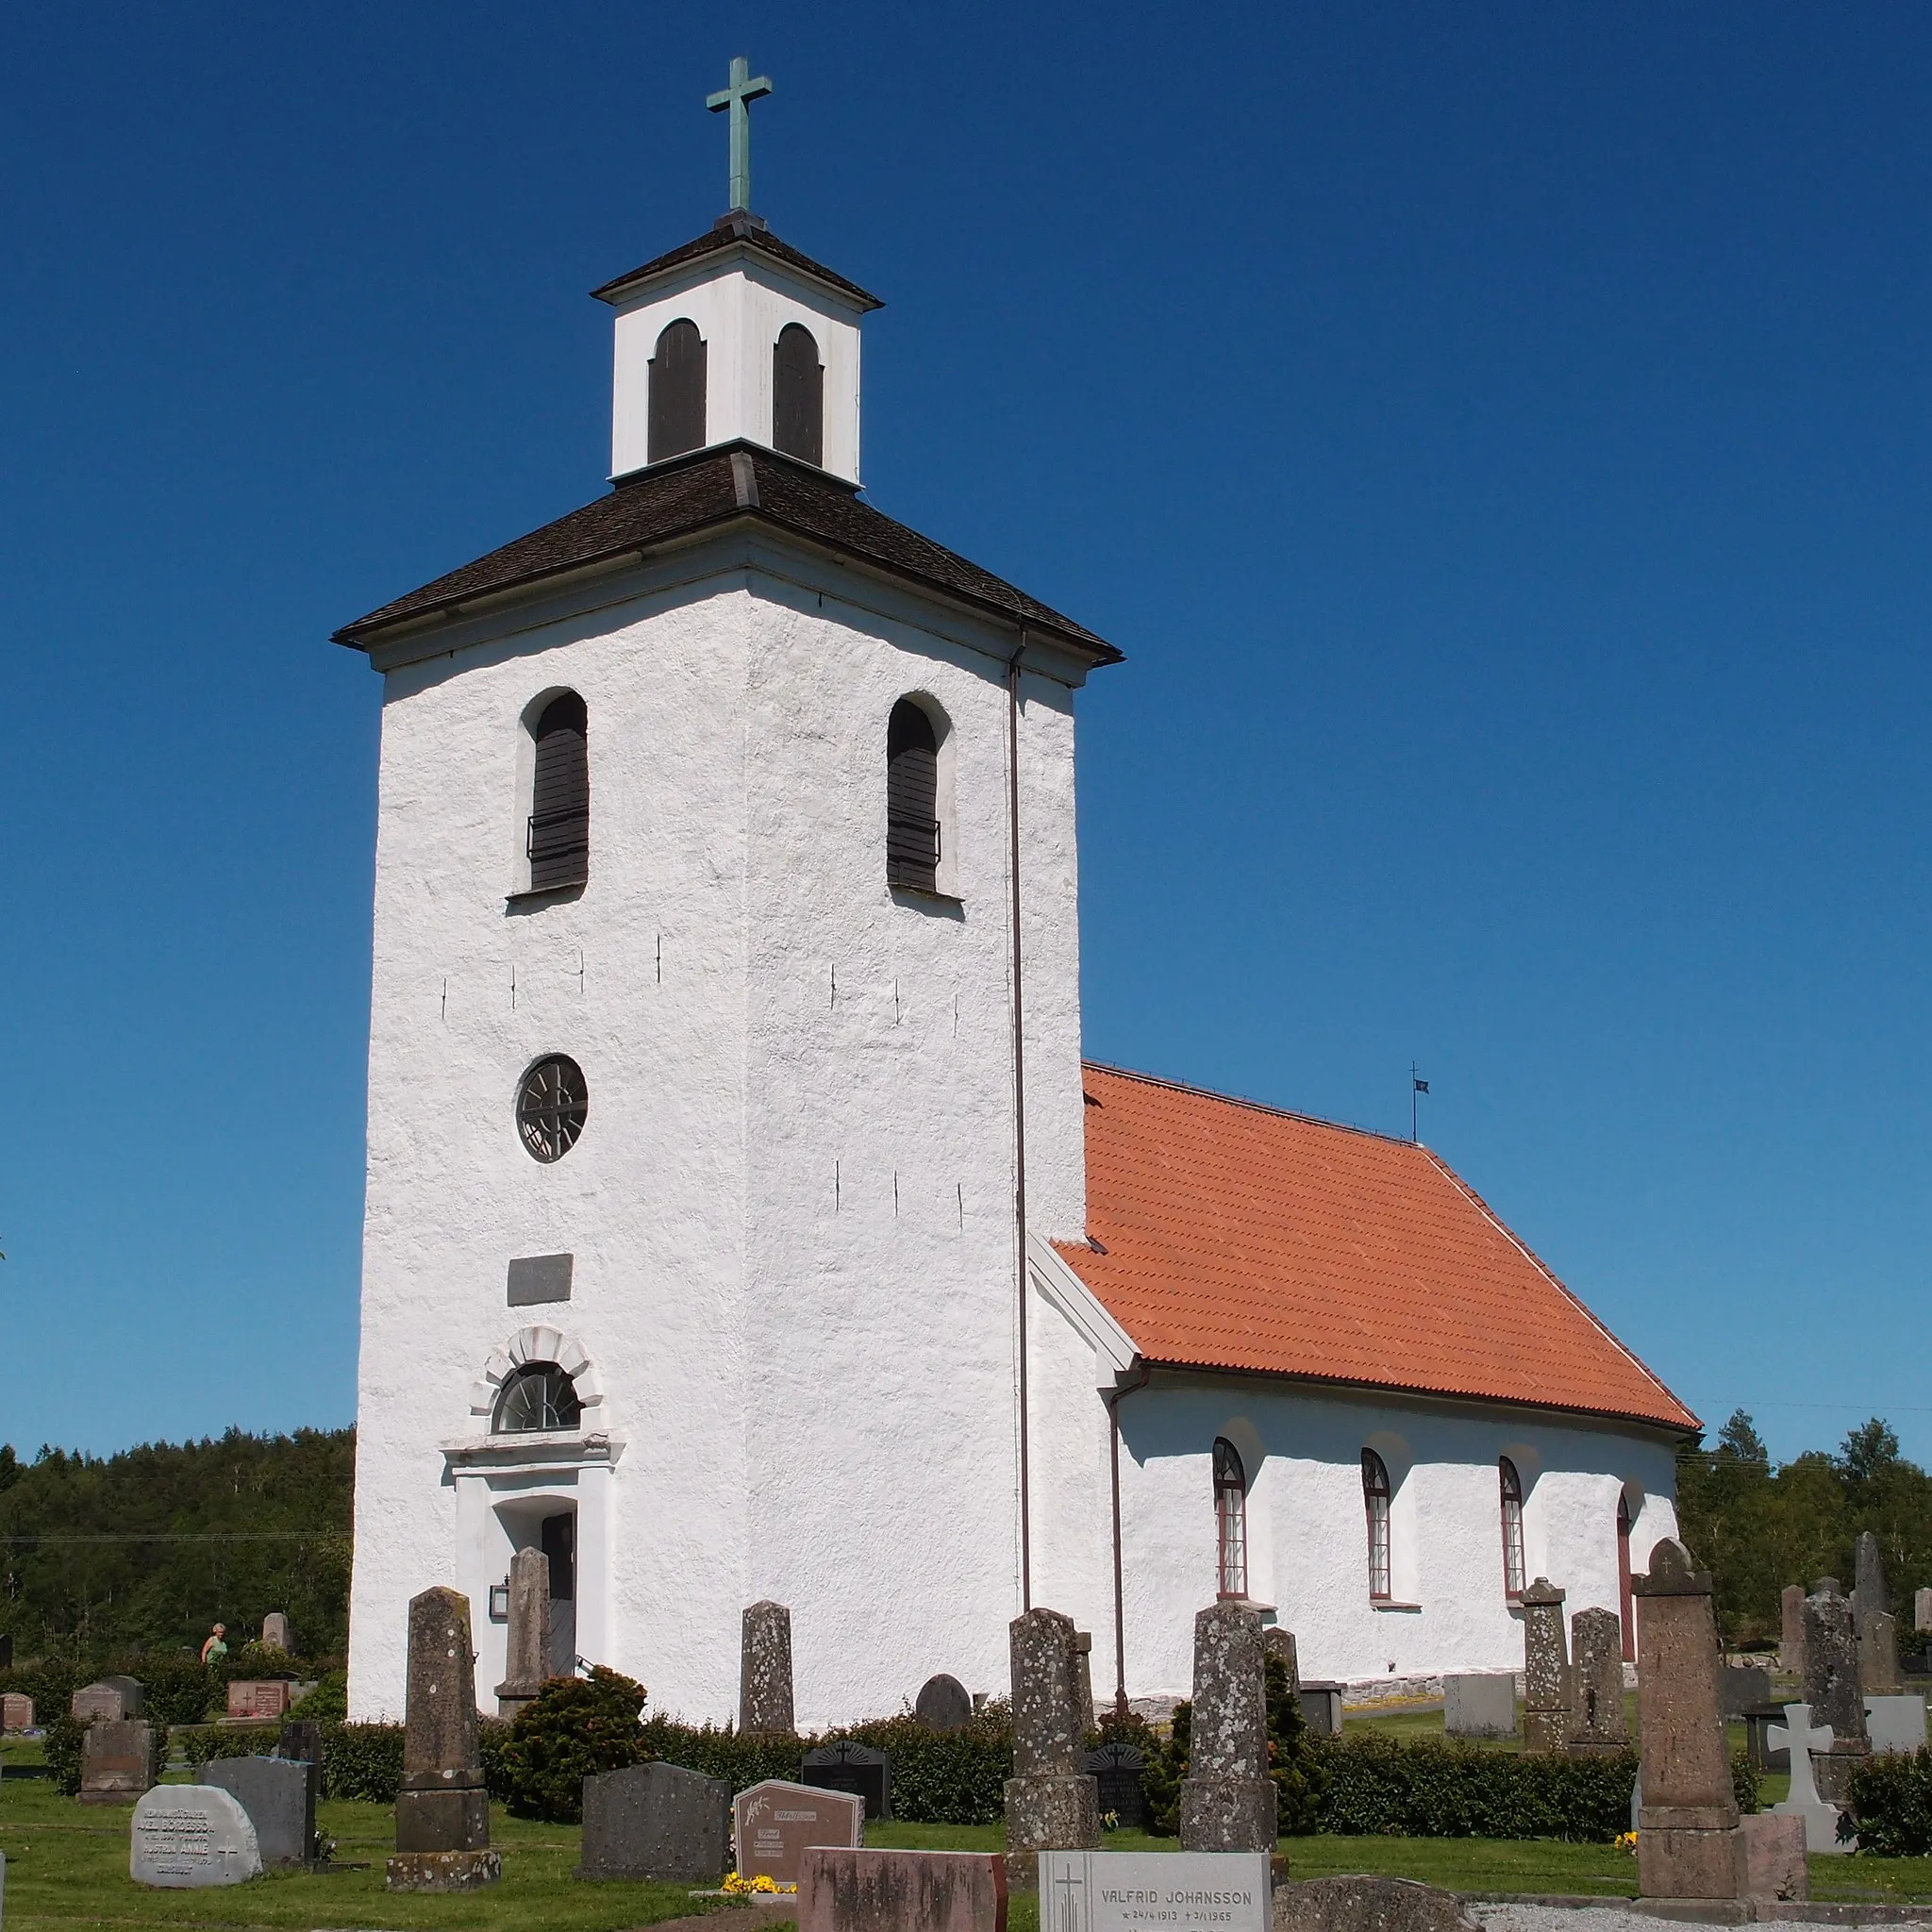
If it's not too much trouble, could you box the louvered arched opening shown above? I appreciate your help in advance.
[648,319,708,462]
[773,323,824,465]
[527,693,590,891]
[886,699,941,891]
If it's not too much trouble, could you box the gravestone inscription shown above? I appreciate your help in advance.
[0,1694,32,1733]
[129,1785,262,1888]
[733,1777,864,1885]
[225,1680,291,1722]
[1039,1849,1271,1932]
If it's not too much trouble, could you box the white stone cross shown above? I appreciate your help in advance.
[1768,1700,1834,1807]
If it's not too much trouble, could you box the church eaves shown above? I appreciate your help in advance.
[589,210,885,312]
[332,441,1119,661]
[1058,1062,1701,1437]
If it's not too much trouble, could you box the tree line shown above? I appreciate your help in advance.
[0,1426,352,1663]
[1674,1412,1932,1647]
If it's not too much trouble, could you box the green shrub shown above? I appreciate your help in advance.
[176,1725,274,1773]
[1730,1748,1760,1816]
[497,1668,655,1822]
[287,1670,346,1722]
[1266,1654,1329,1835]
[1848,1748,1932,1857]
[837,1710,1013,1824]
[322,1721,407,1802]
[141,1657,221,1726]
[42,1714,87,1797]
[1316,1734,1638,1840]
[1140,1700,1191,1838]
[640,1715,804,1791]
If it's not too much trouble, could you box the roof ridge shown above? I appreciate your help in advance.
[1081,1059,1415,1149]
[1415,1145,1703,1436]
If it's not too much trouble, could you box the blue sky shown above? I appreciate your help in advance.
[3,3,1928,1466]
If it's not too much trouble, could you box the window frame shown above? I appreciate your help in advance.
[1361,1448,1393,1602]
[522,691,590,895]
[1499,1456,1526,1601]
[491,1361,584,1435]
[516,1054,589,1163]
[886,696,947,895]
[1212,1437,1248,1600]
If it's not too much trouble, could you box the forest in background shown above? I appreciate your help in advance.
[0,1412,1924,1665]
[1674,1412,1932,1646]
[0,1426,352,1663]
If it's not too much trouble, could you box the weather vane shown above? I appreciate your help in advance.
[708,55,773,213]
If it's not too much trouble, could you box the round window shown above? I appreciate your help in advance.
[517,1055,588,1162]
[493,1363,583,1433]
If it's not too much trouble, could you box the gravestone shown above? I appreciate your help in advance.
[1915,1587,1932,1635]
[1719,1665,1771,1719]
[1802,1578,1868,1804]
[73,1676,143,1722]
[802,1846,1008,1932]
[733,1777,864,1885]
[916,1674,974,1733]
[1084,1740,1150,1831]
[579,1760,730,1881]
[1274,1874,1479,1932]
[1298,1681,1343,1738]
[1568,1607,1627,1753]
[1632,1538,1739,1902]
[1003,1606,1100,1884]
[1854,1531,1887,1636]
[0,1632,9,1668]
[0,1694,32,1733]
[1768,1704,1849,1853]
[79,1720,158,1805]
[1519,1578,1569,1755]
[203,1756,315,1866]
[1741,1705,1790,1773]
[387,1584,498,1891]
[1179,1600,1276,1852]
[1442,1674,1514,1740]
[1780,1584,1807,1676]
[1864,1691,1928,1756]
[1262,1626,1300,1694]
[494,1545,551,1718]
[1074,1630,1097,1735]
[225,1679,291,1722]
[1734,1813,1808,1905]
[259,1611,291,1652]
[804,1740,891,1821]
[1861,1609,1902,1695]
[741,1600,795,1735]
[129,1785,262,1888]
[1039,1849,1271,1932]
[275,1721,325,1846]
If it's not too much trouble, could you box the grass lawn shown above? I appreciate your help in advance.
[5,1750,1930,1930]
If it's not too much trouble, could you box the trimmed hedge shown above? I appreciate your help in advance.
[1848,1748,1932,1857]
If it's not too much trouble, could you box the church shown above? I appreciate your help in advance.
[340,66,1698,1728]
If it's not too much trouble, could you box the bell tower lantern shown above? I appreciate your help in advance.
[591,58,881,485]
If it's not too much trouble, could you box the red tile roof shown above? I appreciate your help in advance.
[1057,1064,1698,1435]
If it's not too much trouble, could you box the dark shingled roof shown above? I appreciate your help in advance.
[590,211,883,312]
[333,442,1120,661]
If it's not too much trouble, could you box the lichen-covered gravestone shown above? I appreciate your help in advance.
[1178,1599,1277,1852]
[580,1761,731,1881]
[1854,1533,1887,1635]
[1519,1579,1569,1755]
[1861,1611,1902,1696]
[1802,1579,1869,1805]
[1003,1607,1099,1886]
[1780,1585,1807,1676]
[1632,1538,1739,1903]
[259,1610,291,1652]
[494,1546,551,1718]
[740,1600,795,1735]
[129,1785,262,1888]
[916,1674,974,1733]
[387,1585,499,1891]
[1567,1607,1627,1754]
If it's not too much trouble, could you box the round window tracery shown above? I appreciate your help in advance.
[517,1055,588,1162]
[493,1362,583,1433]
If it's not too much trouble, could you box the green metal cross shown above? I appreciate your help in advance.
[707,55,773,213]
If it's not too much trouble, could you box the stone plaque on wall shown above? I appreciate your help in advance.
[508,1254,573,1306]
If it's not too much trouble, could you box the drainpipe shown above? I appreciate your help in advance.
[1107,1360,1152,1716]
[1008,634,1032,1611]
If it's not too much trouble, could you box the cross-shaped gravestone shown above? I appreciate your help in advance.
[707,56,773,213]
[1769,1702,1852,1854]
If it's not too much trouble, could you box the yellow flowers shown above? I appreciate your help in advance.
[1615,1831,1639,1854]
[723,1872,798,1895]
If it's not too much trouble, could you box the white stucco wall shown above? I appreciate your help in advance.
[1017,1312,1683,1707]
[346,528,1091,1725]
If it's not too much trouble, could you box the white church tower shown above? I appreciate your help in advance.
[340,62,1120,1724]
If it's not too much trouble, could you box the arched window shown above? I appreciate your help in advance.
[493,1362,583,1433]
[647,319,707,462]
[1213,1438,1248,1598]
[1499,1457,1526,1599]
[773,323,824,465]
[526,693,589,891]
[1617,1492,1636,1661]
[886,699,941,891]
[1361,1449,1392,1600]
